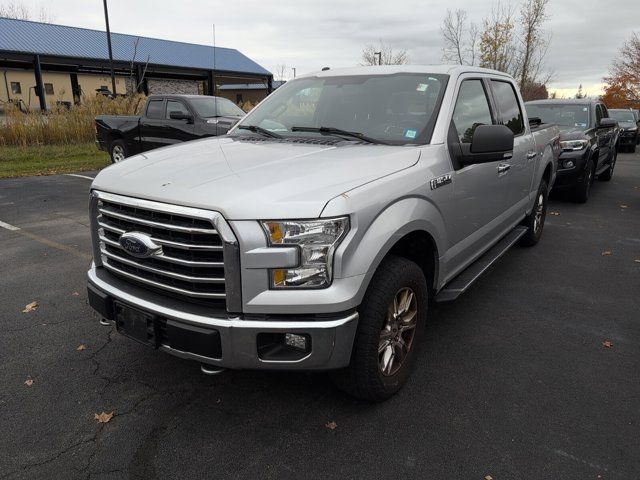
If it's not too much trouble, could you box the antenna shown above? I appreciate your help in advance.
[212,23,218,118]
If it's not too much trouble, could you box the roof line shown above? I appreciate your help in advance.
[0,16,238,52]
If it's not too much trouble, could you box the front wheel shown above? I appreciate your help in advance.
[573,157,594,203]
[599,148,617,182]
[331,255,428,402]
[109,139,128,163]
[520,179,548,247]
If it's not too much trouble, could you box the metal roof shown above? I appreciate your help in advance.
[219,81,286,90]
[0,17,271,76]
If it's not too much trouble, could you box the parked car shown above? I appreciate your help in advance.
[87,66,560,402]
[608,109,639,151]
[525,99,619,203]
[95,95,245,163]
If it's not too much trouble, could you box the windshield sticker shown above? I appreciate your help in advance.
[416,83,428,92]
[583,108,588,111]
[405,129,417,139]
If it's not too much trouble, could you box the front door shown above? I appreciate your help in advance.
[164,99,196,145]
[140,98,167,151]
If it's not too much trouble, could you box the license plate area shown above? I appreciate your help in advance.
[114,302,159,347]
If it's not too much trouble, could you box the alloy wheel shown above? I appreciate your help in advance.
[112,145,125,162]
[378,287,418,376]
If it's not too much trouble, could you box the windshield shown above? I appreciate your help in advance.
[526,104,590,130]
[234,73,449,145]
[190,97,245,118]
[608,110,636,123]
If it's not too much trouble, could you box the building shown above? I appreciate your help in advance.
[0,17,273,111]
[218,80,286,105]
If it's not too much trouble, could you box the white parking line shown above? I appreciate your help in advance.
[0,220,20,231]
[64,174,95,180]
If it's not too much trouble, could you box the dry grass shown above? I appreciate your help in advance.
[0,143,110,178]
[0,95,146,147]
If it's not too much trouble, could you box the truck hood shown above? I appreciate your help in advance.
[91,136,421,219]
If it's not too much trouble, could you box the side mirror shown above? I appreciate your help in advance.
[459,124,514,165]
[598,118,616,129]
[169,111,193,123]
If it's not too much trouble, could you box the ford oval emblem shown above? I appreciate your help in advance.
[119,232,162,259]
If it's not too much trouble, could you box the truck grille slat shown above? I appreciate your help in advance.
[91,192,232,309]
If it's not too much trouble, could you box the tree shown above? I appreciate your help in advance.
[274,64,288,81]
[602,32,640,109]
[479,3,517,74]
[575,84,585,99]
[361,41,409,66]
[0,2,55,22]
[516,0,551,95]
[441,9,478,66]
[522,82,548,101]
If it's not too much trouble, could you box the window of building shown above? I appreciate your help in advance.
[236,93,243,104]
[44,83,55,95]
[11,82,21,94]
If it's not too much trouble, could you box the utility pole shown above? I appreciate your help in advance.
[292,67,296,78]
[374,52,382,66]
[102,0,117,96]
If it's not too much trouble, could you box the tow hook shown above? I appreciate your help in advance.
[200,364,226,376]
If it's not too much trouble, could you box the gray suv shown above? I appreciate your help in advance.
[87,66,559,401]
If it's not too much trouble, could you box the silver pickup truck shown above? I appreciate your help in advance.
[87,66,559,401]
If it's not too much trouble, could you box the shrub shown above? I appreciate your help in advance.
[0,95,146,147]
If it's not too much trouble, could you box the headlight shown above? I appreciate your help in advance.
[560,140,588,151]
[261,217,349,289]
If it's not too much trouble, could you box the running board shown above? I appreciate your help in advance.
[435,226,528,302]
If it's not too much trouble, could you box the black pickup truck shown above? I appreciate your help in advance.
[95,95,245,162]
[525,99,619,203]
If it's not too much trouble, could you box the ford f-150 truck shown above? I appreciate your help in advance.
[87,66,559,401]
[95,94,245,163]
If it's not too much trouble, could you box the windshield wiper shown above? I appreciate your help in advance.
[291,126,387,144]
[237,124,282,139]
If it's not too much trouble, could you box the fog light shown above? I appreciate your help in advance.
[564,160,575,169]
[284,333,309,352]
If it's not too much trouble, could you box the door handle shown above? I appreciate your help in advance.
[498,163,511,173]
[527,151,537,160]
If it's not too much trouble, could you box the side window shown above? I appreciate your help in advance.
[452,79,494,143]
[600,104,609,119]
[166,100,190,119]
[146,99,164,119]
[491,80,525,135]
[595,105,603,125]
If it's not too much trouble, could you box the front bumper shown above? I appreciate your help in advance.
[552,149,590,189]
[618,132,638,146]
[87,266,358,371]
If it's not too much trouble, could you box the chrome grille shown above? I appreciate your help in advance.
[91,191,236,309]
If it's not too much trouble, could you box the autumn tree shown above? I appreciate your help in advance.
[602,32,640,109]
[479,3,517,74]
[361,41,409,66]
[516,0,551,95]
[441,9,478,65]
[522,82,548,101]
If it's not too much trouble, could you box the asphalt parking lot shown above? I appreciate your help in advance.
[1,152,639,480]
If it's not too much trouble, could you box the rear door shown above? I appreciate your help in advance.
[140,98,167,151]
[598,104,614,165]
[489,79,536,220]
[445,76,513,275]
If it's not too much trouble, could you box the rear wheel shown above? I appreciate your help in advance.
[332,255,428,402]
[109,139,128,163]
[573,157,594,203]
[520,179,548,247]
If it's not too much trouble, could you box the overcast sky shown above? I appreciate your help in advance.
[19,0,640,96]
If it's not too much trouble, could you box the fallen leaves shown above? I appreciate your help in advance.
[24,377,34,387]
[71,291,80,296]
[601,250,612,256]
[94,411,114,423]
[76,344,87,351]
[620,204,628,209]
[635,259,640,264]
[603,340,613,348]
[548,211,560,216]
[325,421,338,430]
[22,301,38,313]
[485,476,493,480]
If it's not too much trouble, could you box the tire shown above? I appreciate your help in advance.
[573,157,595,203]
[630,143,637,154]
[599,148,617,182]
[109,139,128,163]
[331,255,428,402]
[520,179,548,247]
